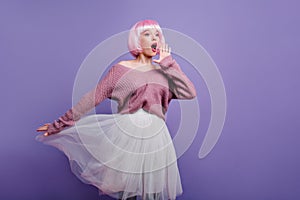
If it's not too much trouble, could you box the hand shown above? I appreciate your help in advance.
[153,43,171,64]
[36,123,50,136]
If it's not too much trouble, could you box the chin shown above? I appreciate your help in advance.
[150,51,158,56]
[141,50,157,58]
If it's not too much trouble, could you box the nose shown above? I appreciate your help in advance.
[152,34,158,41]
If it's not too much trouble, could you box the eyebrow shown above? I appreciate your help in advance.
[142,29,159,33]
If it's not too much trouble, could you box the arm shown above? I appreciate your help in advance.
[159,55,197,99]
[46,66,116,135]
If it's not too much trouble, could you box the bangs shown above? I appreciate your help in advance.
[136,24,162,36]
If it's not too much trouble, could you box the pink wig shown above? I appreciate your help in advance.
[128,19,165,57]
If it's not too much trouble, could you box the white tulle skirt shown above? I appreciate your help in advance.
[36,108,183,200]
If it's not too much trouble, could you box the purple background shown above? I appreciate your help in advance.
[1,1,300,199]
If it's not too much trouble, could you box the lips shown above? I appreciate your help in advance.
[151,43,157,52]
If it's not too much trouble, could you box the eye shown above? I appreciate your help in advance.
[156,33,159,37]
[144,33,150,36]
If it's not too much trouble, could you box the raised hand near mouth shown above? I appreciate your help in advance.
[153,43,171,64]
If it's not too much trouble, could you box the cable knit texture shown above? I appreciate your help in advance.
[46,55,197,135]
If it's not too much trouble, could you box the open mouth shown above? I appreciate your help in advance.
[151,43,157,52]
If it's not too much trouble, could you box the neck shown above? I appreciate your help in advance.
[135,54,153,65]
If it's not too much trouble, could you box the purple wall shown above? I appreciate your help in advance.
[1,1,299,199]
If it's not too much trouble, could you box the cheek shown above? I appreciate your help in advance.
[139,38,148,49]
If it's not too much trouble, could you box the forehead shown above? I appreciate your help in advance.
[142,28,159,32]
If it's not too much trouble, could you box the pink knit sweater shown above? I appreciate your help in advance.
[47,55,197,134]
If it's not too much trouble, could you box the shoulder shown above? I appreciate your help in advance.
[117,60,135,68]
[117,60,160,70]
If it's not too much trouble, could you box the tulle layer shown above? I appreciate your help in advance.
[36,109,183,200]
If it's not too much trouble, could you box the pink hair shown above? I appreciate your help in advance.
[128,19,165,58]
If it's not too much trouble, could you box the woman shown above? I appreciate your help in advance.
[36,19,196,200]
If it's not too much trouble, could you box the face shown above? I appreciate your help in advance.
[139,28,160,57]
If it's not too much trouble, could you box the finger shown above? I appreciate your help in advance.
[160,43,165,52]
[164,43,167,52]
[43,132,49,136]
[161,44,164,52]
[37,127,47,131]
[166,44,169,53]
[37,125,48,131]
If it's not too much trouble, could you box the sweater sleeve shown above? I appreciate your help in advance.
[46,66,116,135]
[159,55,197,99]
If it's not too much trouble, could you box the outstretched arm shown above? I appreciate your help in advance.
[37,66,116,136]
